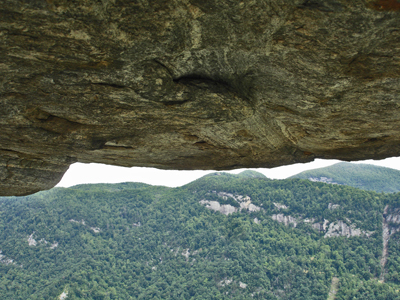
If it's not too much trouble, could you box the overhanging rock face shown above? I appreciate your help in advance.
[1,0,400,195]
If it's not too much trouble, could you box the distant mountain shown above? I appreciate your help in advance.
[1,172,400,299]
[69,181,153,191]
[290,162,400,193]
[237,170,267,179]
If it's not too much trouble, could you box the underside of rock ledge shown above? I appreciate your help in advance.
[1,0,400,195]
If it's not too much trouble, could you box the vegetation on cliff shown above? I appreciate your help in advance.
[290,162,400,193]
[0,171,399,299]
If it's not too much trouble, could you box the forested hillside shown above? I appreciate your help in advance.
[290,162,400,193]
[0,172,400,299]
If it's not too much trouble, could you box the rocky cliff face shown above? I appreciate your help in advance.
[200,192,262,215]
[381,205,400,281]
[324,220,374,238]
[272,214,298,227]
[2,0,400,195]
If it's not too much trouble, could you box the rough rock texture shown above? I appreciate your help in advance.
[323,220,373,238]
[328,203,340,209]
[273,202,288,210]
[199,200,238,215]
[381,205,400,280]
[272,214,298,227]
[1,0,400,195]
[199,193,261,215]
[310,219,329,232]
[309,177,339,185]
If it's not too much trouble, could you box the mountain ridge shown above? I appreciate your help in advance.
[290,162,400,193]
[0,171,400,299]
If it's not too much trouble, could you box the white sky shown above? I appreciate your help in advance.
[56,157,400,188]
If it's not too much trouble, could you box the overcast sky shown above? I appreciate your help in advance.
[56,157,400,188]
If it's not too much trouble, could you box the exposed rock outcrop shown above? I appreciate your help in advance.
[58,290,68,300]
[385,209,400,225]
[2,0,400,195]
[311,220,327,232]
[241,201,261,212]
[28,233,37,246]
[324,220,374,238]
[273,202,288,210]
[199,200,237,215]
[380,205,400,281]
[0,251,14,266]
[381,205,390,281]
[273,215,373,238]
[309,177,339,185]
[70,219,101,233]
[272,214,298,227]
[200,193,261,215]
[328,203,340,210]
[218,278,233,287]
[27,232,58,248]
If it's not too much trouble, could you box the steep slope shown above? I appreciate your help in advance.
[0,174,400,299]
[290,162,400,193]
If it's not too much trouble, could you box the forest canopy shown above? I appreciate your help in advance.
[0,171,399,299]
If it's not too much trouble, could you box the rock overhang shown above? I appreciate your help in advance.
[1,0,400,195]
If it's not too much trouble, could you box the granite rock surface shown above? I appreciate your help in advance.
[1,0,400,195]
